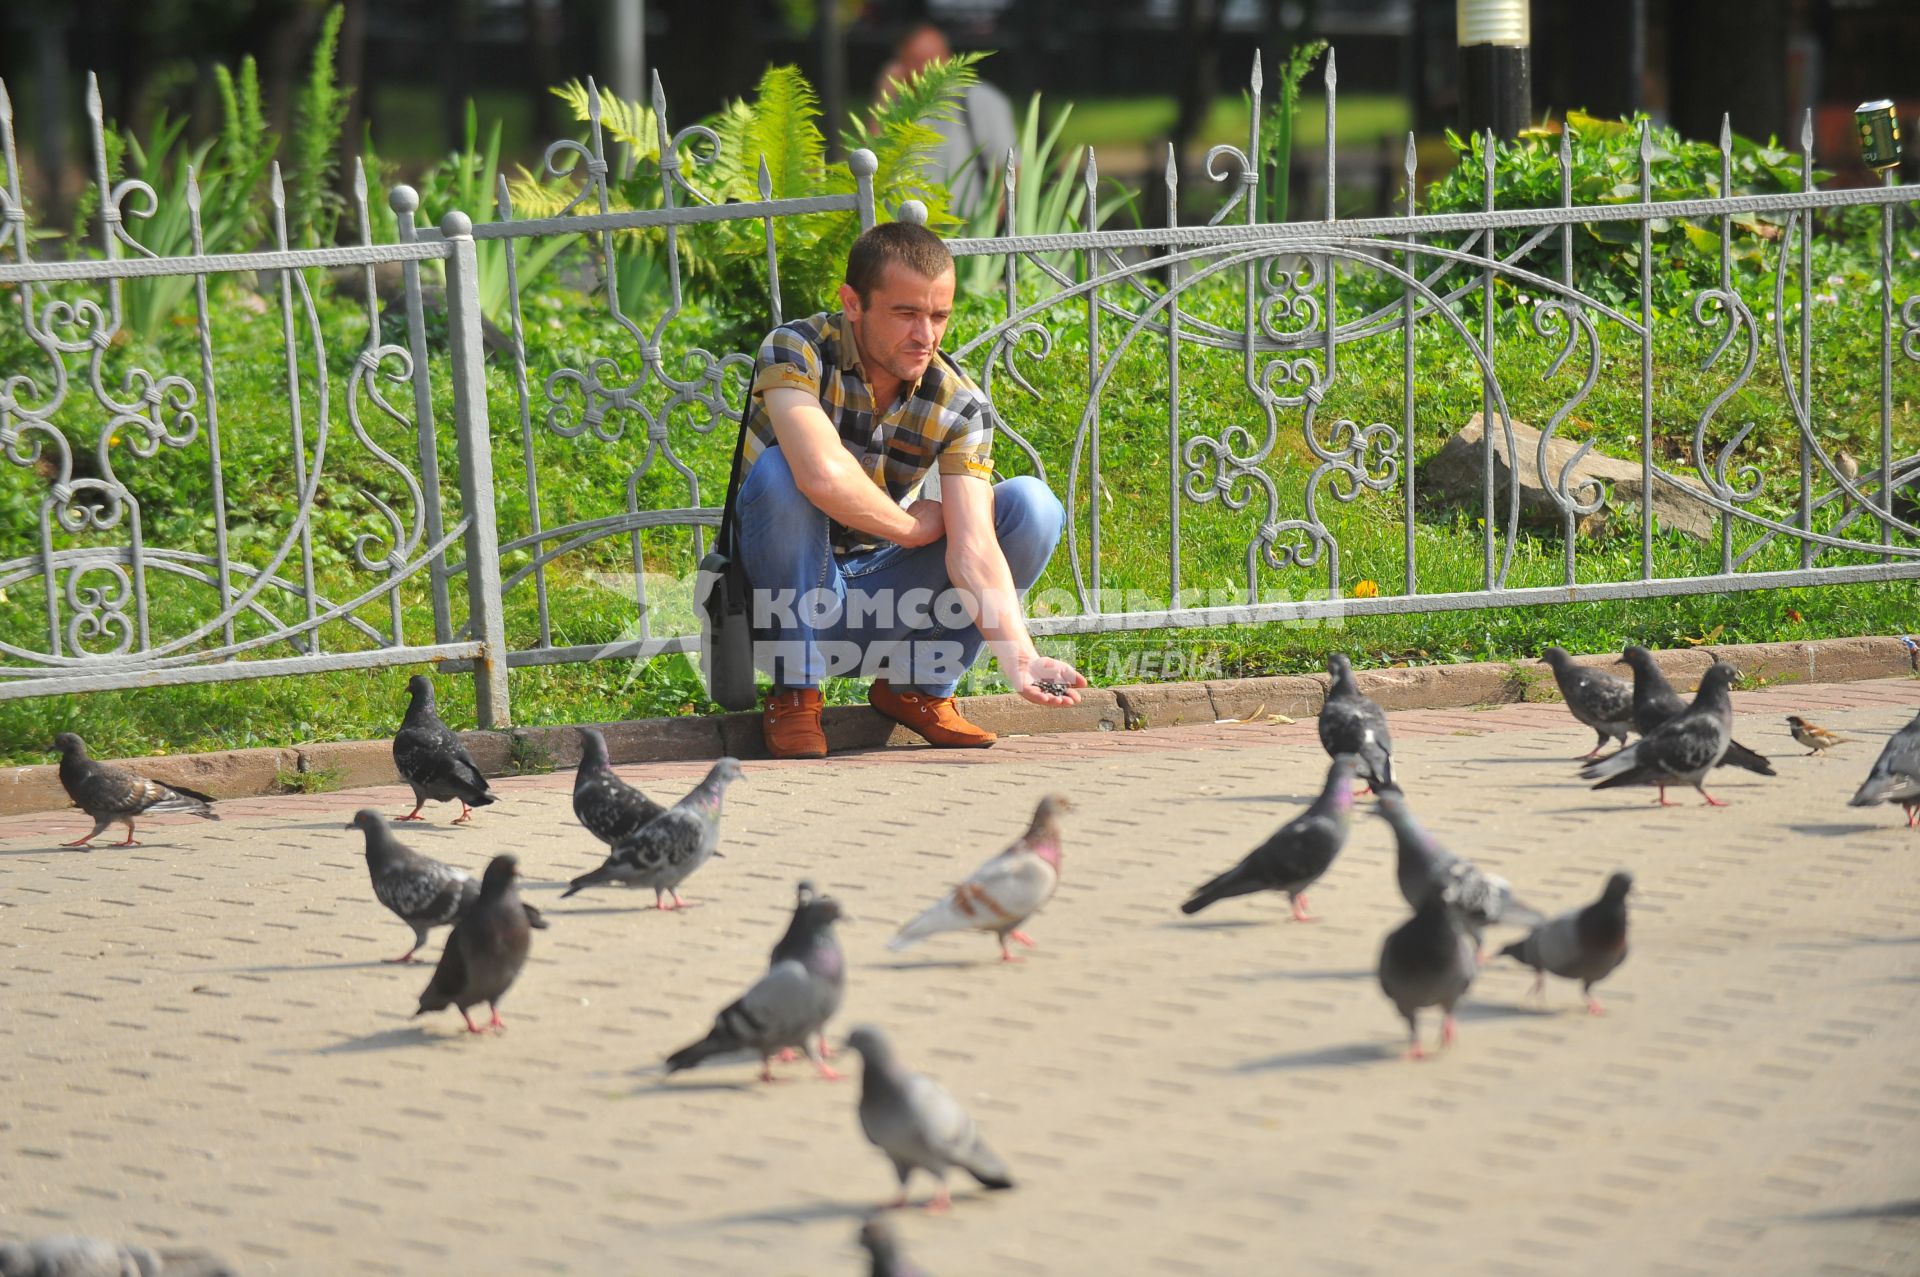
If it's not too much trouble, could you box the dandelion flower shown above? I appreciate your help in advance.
[1352,579,1380,598]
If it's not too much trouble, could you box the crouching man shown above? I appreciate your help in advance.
[735,221,1086,759]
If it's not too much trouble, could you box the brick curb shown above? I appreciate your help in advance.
[3,634,1912,818]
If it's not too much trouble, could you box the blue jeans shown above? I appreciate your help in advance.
[733,446,1064,697]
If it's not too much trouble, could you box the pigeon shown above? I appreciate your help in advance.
[392,674,494,823]
[846,1025,1014,1211]
[572,726,666,846]
[1539,646,1635,759]
[415,854,533,1034]
[1373,790,1541,954]
[561,758,743,907]
[50,733,219,848]
[1786,715,1854,756]
[1581,662,1742,805]
[1181,756,1356,921]
[1618,646,1775,776]
[0,1236,165,1277]
[1377,888,1479,1060]
[857,1217,928,1277]
[1849,709,1920,827]
[664,885,846,1081]
[888,794,1069,962]
[1498,870,1633,1014]
[347,810,546,963]
[1318,653,1396,790]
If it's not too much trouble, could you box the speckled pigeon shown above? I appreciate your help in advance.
[1373,790,1541,954]
[415,854,533,1034]
[858,1218,928,1277]
[561,758,742,907]
[347,810,546,963]
[1540,646,1634,759]
[1498,870,1633,1014]
[571,726,665,847]
[51,733,219,848]
[392,674,494,823]
[664,887,846,1081]
[1318,653,1396,791]
[1582,662,1740,805]
[1181,756,1356,921]
[889,794,1069,962]
[1619,646,1775,776]
[846,1025,1014,1211]
[1377,888,1479,1060]
[1849,708,1920,827]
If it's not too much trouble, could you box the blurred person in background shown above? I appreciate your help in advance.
[875,22,1017,220]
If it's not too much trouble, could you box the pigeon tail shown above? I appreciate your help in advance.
[558,867,607,900]
[1850,773,1911,807]
[1501,898,1547,929]
[522,903,549,930]
[959,1144,1016,1191]
[887,899,964,950]
[1180,866,1264,915]
[1721,741,1776,776]
[1496,936,1530,965]
[664,1027,744,1074]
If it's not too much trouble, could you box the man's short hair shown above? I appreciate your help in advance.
[845,222,953,301]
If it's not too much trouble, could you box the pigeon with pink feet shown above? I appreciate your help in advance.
[1377,883,1478,1060]
[888,795,1069,963]
[664,887,845,1082]
[349,810,545,963]
[1539,646,1634,759]
[51,733,219,848]
[1581,663,1740,805]
[847,1025,1014,1212]
[1181,756,1356,921]
[561,758,742,907]
[1498,870,1633,1014]
[415,855,533,1034]
[1318,654,1396,791]
[1849,709,1920,827]
[391,675,495,824]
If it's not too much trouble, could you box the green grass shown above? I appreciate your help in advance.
[1055,94,1410,152]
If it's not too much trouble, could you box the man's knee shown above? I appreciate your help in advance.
[738,445,801,505]
[993,475,1066,552]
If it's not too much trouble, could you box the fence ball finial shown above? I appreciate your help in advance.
[896,199,928,226]
[440,210,474,238]
[389,184,420,215]
[848,148,878,178]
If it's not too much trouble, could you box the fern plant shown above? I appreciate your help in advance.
[288,3,350,248]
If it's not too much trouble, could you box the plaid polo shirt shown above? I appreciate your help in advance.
[744,311,995,556]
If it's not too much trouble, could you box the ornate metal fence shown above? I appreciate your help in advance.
[2,51,1917,728]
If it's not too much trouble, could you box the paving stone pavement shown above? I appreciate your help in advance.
[3,678,1919,1277]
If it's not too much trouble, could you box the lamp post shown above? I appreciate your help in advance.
[1458,0,1531,140]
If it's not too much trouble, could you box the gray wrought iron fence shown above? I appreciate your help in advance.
[3,50,1917,730]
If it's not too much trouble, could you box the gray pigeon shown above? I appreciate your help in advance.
[415,854,533,1033]
[1373,790,1541,954]
[1619,646,1775,776]
[1499,870,1633,1014]
[0,1238,233,1277]
[347,810,546,963]
[664,886,846,1081]
[1581,662,1741,805]
[572,726,666,847]
[1318,653,1396,790]
[561,758,743,907]
[51,733,219,848]
[1849,709,1920,827]
[857,1218,928,1277]
[1181,756,1356,921]
[392,674,494,823]
[1377,889,1479,1059]
[1539,646,1634,759]
[846,1025,1015,1211]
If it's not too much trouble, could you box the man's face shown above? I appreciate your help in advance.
[841,262,955,389]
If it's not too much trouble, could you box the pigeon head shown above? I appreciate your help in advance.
[50,732,87,760]
[794,879,817,907]
[1322,754,1360,808]
[858,1217,906,1270]
[1371,789,1410,825]
[405,674,435,707]
[706,757,745,787]
[1618,644,1653,671]
[1539,646,1570,669]
[1698,662,1740,697]
[345,808,387,834]
[479,854,520,895]
[844,1024,896,1068]
[1602,870,1634,902]
[1327,652,1356,688]
[577,726,610,770]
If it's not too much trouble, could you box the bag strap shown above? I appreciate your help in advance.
[713,390,756,559]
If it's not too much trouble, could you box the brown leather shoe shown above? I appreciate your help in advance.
[763,686,828,759]
[868,679,997,748]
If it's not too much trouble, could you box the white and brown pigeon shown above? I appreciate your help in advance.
[415,854,534,1034]
[392,674,494,823]
[846,1025,1014,1212]
[571,726,665,847]
[1849,709,1920,827]
[561,758,742,907]
[1499,870,1633,1014]
[347,810,545,963]
[888,794,1069,962]
[51,733,219,848]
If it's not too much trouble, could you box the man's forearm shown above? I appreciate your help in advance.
[946,546,1036,674]
[798,456,922,543]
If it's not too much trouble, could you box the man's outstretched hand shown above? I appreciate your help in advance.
[1012,655,1088,708]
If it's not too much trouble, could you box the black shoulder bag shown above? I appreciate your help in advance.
[696,397,759,711]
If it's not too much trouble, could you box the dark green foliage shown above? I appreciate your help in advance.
[287,3,351,249]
